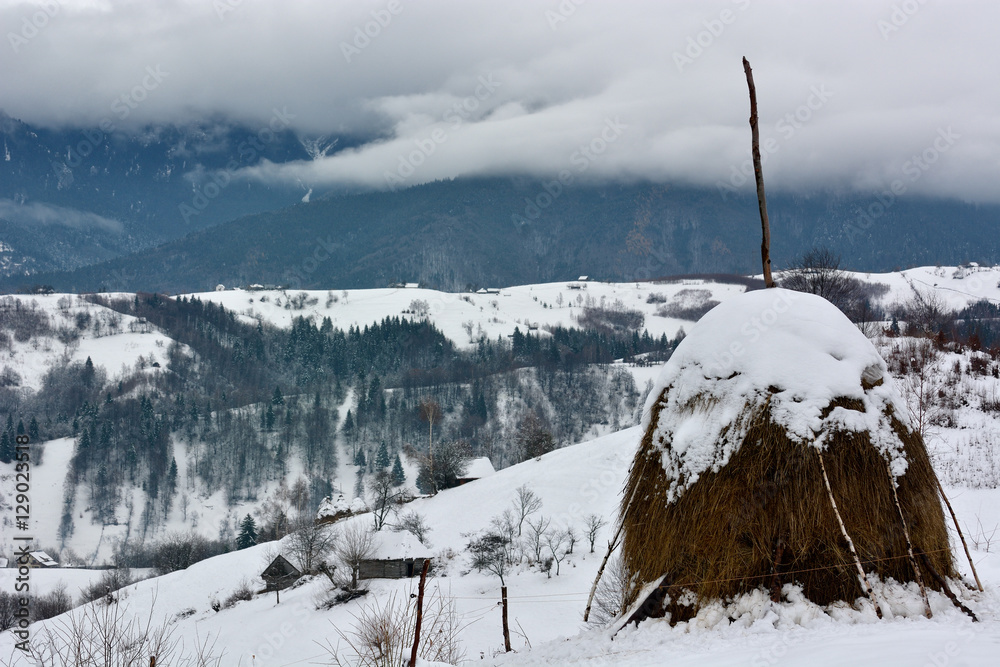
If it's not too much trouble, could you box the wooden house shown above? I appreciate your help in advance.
[260,555,301,591]
[358,531,433,580]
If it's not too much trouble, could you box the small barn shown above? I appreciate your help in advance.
[618,289,954,625]
[26,552,58,569]
[456,457,496,485]
[359,531,432,580]
[260,555,301,591]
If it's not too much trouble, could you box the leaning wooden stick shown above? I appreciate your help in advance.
[743,56,775,288]
[917,547,978,622]
[885,458,932,618]
[818,449,883,618]
[583,528,622,623]
[935,476,984,592]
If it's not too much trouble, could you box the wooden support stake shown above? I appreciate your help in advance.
[936,476,984,592]
[917,548,978,622]
[885,459,932,618]
[817,450,883,618]
[149,657,156,667]
[583,529,622,623]
[501,586,512,653]
[409,559,430,667]
[743,56,775,288]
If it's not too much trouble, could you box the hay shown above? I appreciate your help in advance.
[620,386,954,625]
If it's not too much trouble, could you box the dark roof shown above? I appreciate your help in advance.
[261,555,301,581]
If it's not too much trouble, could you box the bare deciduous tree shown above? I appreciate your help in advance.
[584,514,607,554]
[525,515,551,563]
[286,518,337,574]
[513,484,542,537]
[335,523,377,590]
[394,510,431,546]
[544,530,568,576]
[367,468,401,531]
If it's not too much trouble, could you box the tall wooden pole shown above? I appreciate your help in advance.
[743,57,775,288]
[501,586,512,652]
[409,559,430,667]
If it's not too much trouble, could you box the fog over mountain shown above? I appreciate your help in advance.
[2,0,1000,204]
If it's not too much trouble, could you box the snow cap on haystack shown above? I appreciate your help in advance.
[640,288,909,504]
[621,288,953,624]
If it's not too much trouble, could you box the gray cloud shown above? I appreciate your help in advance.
[2,0,1000,201]
[0,198,123,232]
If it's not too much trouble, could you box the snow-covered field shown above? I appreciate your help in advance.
[1,427,997,666]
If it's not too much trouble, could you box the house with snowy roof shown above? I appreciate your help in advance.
[27,551,58,568]
[358,530,433,580]
[456,456,496,485]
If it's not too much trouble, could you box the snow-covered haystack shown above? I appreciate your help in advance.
[620,289,953,624]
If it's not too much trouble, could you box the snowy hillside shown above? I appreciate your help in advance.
[3,267,1000,562]
[1,427,997,666]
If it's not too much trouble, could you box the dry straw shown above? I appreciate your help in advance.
[619,387,954,625]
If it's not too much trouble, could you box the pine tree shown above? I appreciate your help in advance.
[265,404,275,430]
[354,448,366,467]
[167,458,178,494]
[236,514,258,550]
[28,416,39,441]
[82,356,95,387]
[0,431,12,464]
[376,441,391,469]
[272,386,285,405]
[391,454,406,486]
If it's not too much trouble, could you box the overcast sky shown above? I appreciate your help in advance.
[3,0,999,202]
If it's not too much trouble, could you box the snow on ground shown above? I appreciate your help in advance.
[185,279,747,351]
[0,293,177,393]
[2,426,998,666]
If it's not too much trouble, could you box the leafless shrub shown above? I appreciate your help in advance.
[322,586,464,667]
[78,568,133,606]
[4,594,222,667]
[780,248,887,325]
[31,585,73,622]
[655,288,719,321]
[221,578,256,609]
[577,299,644,333]
[394,511,431,546]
